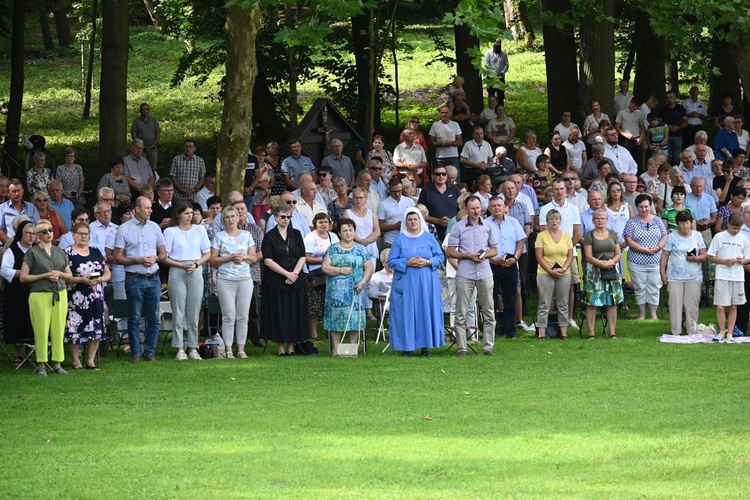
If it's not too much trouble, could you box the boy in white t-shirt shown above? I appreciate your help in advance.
[707,213,750,341]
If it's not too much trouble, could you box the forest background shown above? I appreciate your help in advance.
[1,0,750,195]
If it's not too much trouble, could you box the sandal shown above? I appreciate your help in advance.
[13,356,22,367]
[561,336,569,341]
[587,335,595,340]
[85,363,100,370]
[237,352,248,359]
[610,334,617,339]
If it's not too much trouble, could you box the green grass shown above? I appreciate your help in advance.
[3,305,750,498]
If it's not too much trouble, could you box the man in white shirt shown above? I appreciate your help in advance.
[615,97,645,168]
[393,128,428,178]
[459,125,493,192]
[613,80,633,118]
[483,38,509,104]
[195,172,216,213]
[602,126,638,177]
[296,181,326,228]
[429,105,463,172]
[377,177,415,245]
[355,170,381,212]
[90,201,118,252]
[538,179,582,329]
[683,86,708,149]
[562,126,587,174]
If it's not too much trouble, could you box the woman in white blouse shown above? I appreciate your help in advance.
[163,201,211,360]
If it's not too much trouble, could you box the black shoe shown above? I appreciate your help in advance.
[420,348,432,357]
[402,351,414,357]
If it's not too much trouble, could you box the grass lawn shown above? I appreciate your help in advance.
[2,301,750,498]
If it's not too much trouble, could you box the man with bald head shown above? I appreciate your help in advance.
[113,196,167,363]
[297,180,327,228]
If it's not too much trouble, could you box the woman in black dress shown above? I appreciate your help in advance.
[1,219,36,366]
[261,204,308,356]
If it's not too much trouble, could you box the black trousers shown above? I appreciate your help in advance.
[491,263,518,338]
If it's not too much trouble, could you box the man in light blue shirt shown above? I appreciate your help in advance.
[685,176,717,249]
[48,180,74,231]
[281,139,316,190]
[0,179,39,243]
[113,197,166,363]
[487,196,526,338]
[265,191,310,238]
[447,195,498,356]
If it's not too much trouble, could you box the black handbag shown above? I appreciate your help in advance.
[308,268,327,288]
[597,254,618,281]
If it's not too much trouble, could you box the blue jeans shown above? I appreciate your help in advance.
[667,136,682,166]
[125,274,161,357]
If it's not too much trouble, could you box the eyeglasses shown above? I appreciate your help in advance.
[35,198,48,202]
[37,228,53,235]
[434,172,447,176]
[22,231,35,236]
[390,189,403,194]
[562,177,575,182]
[97,209,112,214]
[76,218,90,223]
[75,232,90,237]
[285,200,297,205]
[277,215,291,220]
[609,188,622,192]
[353,196,366,200]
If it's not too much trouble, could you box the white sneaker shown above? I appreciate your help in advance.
[517,320,536,332]
[188,350,202,360]
[568,319,579,330]
[176,351,188,361]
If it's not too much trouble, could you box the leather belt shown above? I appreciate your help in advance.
[126,271,159,279]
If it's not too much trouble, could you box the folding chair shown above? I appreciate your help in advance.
[15,338,52,373]
[159,301,173,356]
[109,299,130,356]
[206,295,222,337]
[374,289,391,352]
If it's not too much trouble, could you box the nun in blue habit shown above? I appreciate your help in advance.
[387,207,445,356]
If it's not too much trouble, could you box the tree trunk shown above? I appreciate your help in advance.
[453,0,483,116]
[504,0,535,48]
[732,42,750,117]
[142,0,165,31]
[541,0,578,131]
[633,11,665,102]
[664,57,678,95]
[39,10,54,50]
[83,0,97,119]
[99,0,129,171]
[709,38,740,116]
[5,0,26,177]
[516,0,535,48]
[578,0,614,122]
[352,13,372,133]
[284,0,299,128]
[52,1,73,47]
[216,6,262,198]
[366,6,376,143]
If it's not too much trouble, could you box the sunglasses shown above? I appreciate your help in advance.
[37,228,53,235]
[285,200,297,205]
[370,167,382,171]
[434,172,447,176]
[277,215,291,220]
[562,177,575,182]
[319,173,328,177]
[36,198,48,202]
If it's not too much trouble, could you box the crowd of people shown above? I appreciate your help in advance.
[4,79,750,374]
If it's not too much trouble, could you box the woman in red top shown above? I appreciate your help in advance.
[33,190,67,245]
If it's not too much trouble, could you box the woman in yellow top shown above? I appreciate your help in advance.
[535,209,573,340]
